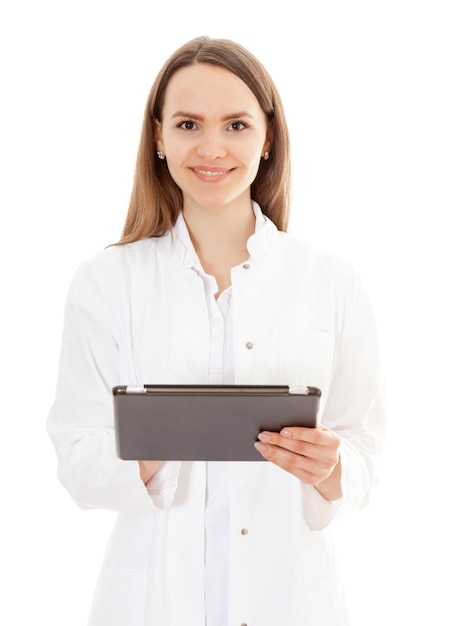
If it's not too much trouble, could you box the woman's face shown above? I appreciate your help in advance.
[155,63,271,215]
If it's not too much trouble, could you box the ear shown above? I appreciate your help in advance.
[263,124,274,155]
[154,119,164,153]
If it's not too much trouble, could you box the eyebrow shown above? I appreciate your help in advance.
[171,110,254,121]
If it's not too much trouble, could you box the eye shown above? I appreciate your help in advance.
[228,121,248,131]
[177,120,198,130]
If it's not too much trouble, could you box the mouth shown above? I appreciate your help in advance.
[191,167,233,177]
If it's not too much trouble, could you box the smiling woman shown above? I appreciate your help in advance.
[119,36,290,244]
[154,63,273,294]
[47,35,385,626]
[155,63,271,220]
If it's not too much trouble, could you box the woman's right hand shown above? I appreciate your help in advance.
[138,460,163,484]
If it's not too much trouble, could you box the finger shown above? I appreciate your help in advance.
[253,441,329,484]
[257,432,317,459]
[257,429,339,463]
[277,425,333,445]
[254,438,329,472]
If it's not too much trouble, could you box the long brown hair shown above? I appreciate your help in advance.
[119,36,291,243]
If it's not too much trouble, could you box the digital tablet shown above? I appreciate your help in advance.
[113,384,321,462]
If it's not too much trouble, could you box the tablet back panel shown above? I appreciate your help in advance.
[113,385,321,462]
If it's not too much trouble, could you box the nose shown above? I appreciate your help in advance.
[196,131,227,160]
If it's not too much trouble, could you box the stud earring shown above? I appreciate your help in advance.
[263,151,270,160]
[157,150,165,160]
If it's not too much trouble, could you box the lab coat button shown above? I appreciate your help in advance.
[242,263,250,270]
[245,342,254,350]
[241,528,248,535]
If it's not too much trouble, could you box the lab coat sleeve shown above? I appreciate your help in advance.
[300,268,386,530]
[47,255,180,513]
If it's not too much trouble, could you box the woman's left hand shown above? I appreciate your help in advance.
[254,425,342,501]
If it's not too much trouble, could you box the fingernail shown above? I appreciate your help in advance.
[281,429,292,437]
[254,442,268,452]
[258,433,272,442]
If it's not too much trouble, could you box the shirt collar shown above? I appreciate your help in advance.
[173,212,201,270]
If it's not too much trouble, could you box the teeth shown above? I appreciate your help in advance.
[194,169,227,176]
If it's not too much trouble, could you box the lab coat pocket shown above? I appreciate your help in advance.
[89,570,147,626]
[301,530,350,625]
[305,530,338,576]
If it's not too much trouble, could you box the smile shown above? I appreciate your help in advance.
[191,168,233,176]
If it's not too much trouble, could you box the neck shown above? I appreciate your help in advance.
[183,201,255,259]
[182,200,255,295]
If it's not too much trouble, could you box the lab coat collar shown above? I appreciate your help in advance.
[171,201,279,270]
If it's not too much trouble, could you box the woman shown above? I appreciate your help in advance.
[47,36,385,626]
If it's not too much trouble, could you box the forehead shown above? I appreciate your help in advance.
[161,63,263,117]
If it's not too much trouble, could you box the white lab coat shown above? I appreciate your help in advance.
[47,208,385,626]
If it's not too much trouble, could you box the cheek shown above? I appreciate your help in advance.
[161,130,189,155]
[243,136,267,164]
[162,143,190,177]
[244,149,263,175]
[165,162,186,190]
[163,138,184,159]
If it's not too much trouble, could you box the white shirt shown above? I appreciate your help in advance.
[174,212,233,626]
[47,203,386,626]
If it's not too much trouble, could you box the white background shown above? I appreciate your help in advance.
[1,1,457,624]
